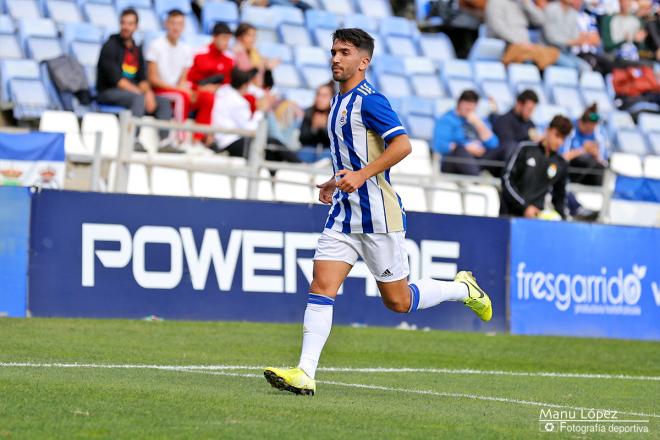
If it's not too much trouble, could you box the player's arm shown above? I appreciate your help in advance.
[335,134,411,193]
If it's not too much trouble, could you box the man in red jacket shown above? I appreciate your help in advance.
[187,22,234,141]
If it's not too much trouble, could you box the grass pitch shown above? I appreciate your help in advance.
[0,318,658,439]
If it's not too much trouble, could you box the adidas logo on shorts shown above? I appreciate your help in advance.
[381,269,393,277]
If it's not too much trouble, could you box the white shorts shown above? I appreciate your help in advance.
[313,228,410,282]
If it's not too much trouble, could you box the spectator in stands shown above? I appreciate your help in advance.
[572,0,615,74]
[432,90,499,176]
[146,9,194,133]
[543,0,595,72]
[486,0,561,70]
[96,8,173,148]
[233,23,277,90]
[187,22,234,142]
[500,115,573,218]
[490,90,541,175]
[562,104,608,186]
[299,82,333,149]
[601,0,648,60]
[645,7,660,61]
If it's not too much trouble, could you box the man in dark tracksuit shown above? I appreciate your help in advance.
[500,115,573,219]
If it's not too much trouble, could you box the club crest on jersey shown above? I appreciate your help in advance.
[339,110,348,126]
[547,163,557,179]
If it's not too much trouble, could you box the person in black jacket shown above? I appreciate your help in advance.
[96,8,172,142]
[299,82,334,149]
[500,115,573,219]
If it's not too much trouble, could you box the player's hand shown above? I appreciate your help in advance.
[316,178,336,204]
[335,169,367,194]
[524,205,541,218]
[144,91,157,114]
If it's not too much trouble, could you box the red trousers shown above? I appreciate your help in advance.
[155,87,215,141]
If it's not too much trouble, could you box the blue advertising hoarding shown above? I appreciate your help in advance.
[510,219,660,340]
[0,186,31,317]
[28,189,508,332]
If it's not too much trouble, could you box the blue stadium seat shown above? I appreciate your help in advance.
[406,114,434,141]
[202,1,238,33]
[607,110,635,141]
[273,63,302,88]
[356,0,393,19]
[468,37,506,61]
[411,74,445,98]
[419,33,455,65]
[271,5,304,26]
[283,88,315,109]
[441,59,472,80]
[19,17,63,62]
[377,73,412,98]
[83,65,96,88]
[481,80,514,113]
[6,0,42,19]
[435,97,455,116]
[646,133,660,155]
[370,33,385,56]
[258,42,293,63]
[304,9,338,30]
[637,112,660,135]
[82,1,119,31]
[0,14,14,33]
[183,33,210,52]
[403,56,435,75]
[294,46,328,67]
[279,23,311,46]
[26,36,64,61]
[371,54,405,75]
[45,0,82,24]
[63,22,104,46]
[384,36,418,57]
[380,16,415,38]
[312,27,334,49]
[531,103,568,127]
[544,66,578,89]
[9,78,55,119]
[579,71,606,90]
[241,5,277,30]
[71,41,101,66]
[343,14,379,33]
[115,0,161,33]
[0,59,46,110]
[400,96,435,116]
[0,34,24,60]
[300,65,332,89]
[550,86,583,118]
[319,0,354,15]
[255,28,279,45]
[446,78,478,98]
[581,89,613,115]
[18,17,58,43]
[507,63,541,85]
[473,61,507,83]
[616,129,649,155]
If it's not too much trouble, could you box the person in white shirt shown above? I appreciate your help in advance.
[146,9,194,126]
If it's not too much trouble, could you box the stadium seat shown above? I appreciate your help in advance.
[615,129,649,156]
[284,88,315,109]
[192,171,233,199]
[647,133,660,155]
[380,16,416,38]
[151,165,192,197]
[464,184,500,217]
[544,66,578,89]
[419,33,455,65]
[481,80,514,113]
[507,63,541,85]
[384,35,419,57]
[0,34,24,60]
[271,5,305,26]
[82,1,118,31]
[304,9,339,30]
[473,61,507,83]
[44,0,82,24]
[435,97,455,116]
[0,14,14,33]
[6,0,42,19]
[356,0,393,19]
[637,112,660,135]
[258,42,293,63]
[403,56,435,75]
[8,78,53,119]
[400,96,435,117]
[319,0,354,15]
[394,185,428,211]
[608,110,636,132]
[63,22,103,47]
[377,73,412,98]
[312,27,334,49]
[19,18,63,61]
[183,33,211,52]
[579,71,606,90]
[39,110,89,156]
[202,1,238,33]
[406,113,434,141]
[446,78,478,98]
[411,74,445,99]
[343,14,379,33]
[300,65,332,89]
[26,38,64,62]
[550,86,583,119]
[121,163,150,195]
[643,155,660,178]
[274,170,313,203]
[240,5,278,30]
[0,58,40,104]
[531,103,568,127]
[609,152,643,177]
[467,38,506,61]
[431,182,463,215]
[581,89,614,115]
[371,54,405,75]
[279,23,312,46]
[294,46,328,67]
[273,63,302,88]
[81,112,120,158]
[441,59,472,80]
[574,191,603,212]
[115,0,162,33]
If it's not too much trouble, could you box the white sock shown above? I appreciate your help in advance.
[408,278,468,312]
[297,293,334,379]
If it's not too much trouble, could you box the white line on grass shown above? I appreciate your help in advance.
[181,369,660,420]
[1,362,659,382]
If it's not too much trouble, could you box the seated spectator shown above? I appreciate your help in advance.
[645,7,660,61]
[486,0,560,70]
[601,0,648,60]
[490,89,541,176]
[432,90,499,176]
[572,0,615,75]
[212,68,299,165]
[187,22,234,141]
[146,9,194,136]
[299,82,334,149]
[500,115,574,218]
[543,0,594,72]
[96,8,173,147]
[562,104,608,186]
[233,23,278,90]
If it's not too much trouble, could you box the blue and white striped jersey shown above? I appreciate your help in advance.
[325,80,408,234]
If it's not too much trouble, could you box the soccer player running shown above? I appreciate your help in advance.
[264,29,492,396]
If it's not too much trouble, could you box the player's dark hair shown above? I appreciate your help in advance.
[235,22,256,38]
[516,89,539,104]
[230,67,254,90]
[120,7,139,23]
[167,8,185,18]
[549,115,574,137]
[332,28,375,57]
[458,90,480,103]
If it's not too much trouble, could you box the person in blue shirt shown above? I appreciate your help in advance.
[432,90,499,176]
[561,103,608,186]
